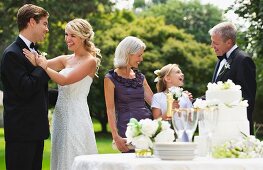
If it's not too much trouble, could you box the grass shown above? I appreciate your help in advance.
[0,119,119,170]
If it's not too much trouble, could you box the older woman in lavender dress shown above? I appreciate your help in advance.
[104,36,153,153]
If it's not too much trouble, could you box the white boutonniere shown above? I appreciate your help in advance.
[224,62,230,70]
[40,52,48,57]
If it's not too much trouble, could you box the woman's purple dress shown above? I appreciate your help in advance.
[105,69,152,137]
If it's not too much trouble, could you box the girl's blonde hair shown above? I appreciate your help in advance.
[155,64,179,92]
[66,18,102,75]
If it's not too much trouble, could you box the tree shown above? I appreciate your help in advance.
[139,0,223,44]
[229,0,263,124]
[229,0,263,56]
[92,15,215,132]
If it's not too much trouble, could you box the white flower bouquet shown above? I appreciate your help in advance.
[212,134,263,158]
[168,86,183,100]
[125,118,175,151]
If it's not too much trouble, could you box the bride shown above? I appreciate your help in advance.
[23,18,101,170]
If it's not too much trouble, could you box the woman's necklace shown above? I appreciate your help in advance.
[117,68,135,79]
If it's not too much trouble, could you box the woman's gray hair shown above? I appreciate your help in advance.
[114,36,146,68]
[208,22,237,43]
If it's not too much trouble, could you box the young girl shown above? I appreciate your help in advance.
[151,64,193,120]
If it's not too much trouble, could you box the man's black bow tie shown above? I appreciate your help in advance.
[217,54,227,61]
[30,42,38,50]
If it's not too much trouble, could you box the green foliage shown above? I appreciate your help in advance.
[0,0,220,130]
[139,0,223,44]
[230,0,263,57]
[94,15,215,103]
[229,0,263,123]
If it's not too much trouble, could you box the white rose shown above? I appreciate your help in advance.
[140,119,159,137]
[168,86,183,99]
[160,120,171,130]
[132,135,153,149]
[154,129,175,143]
[193,98,207,109]
[125,126,135,143]
[239,100,249,107]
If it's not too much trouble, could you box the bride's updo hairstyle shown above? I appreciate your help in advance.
[66,18,102,73]
[114,36,146,68]
[156,64,179,92]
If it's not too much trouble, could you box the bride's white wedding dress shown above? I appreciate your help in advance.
[51,68,98,170]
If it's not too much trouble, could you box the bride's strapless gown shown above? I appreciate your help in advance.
[51,68,98,170]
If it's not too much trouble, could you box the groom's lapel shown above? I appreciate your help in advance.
[216,52,236,81]
[212,61,220,83]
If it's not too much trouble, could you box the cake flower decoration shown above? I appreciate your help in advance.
[213,133,263,158]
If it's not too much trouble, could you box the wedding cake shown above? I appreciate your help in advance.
[195,80,250,148]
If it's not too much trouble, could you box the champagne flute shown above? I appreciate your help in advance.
[172,108,199,142]
[198,107,219,157]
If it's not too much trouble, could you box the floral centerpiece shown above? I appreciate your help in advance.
[212,134,263,158]
[125,118,175,157]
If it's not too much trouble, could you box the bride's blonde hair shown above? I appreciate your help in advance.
[66,18,102,75]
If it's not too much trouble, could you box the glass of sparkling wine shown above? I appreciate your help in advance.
[198,107,219,157]
[172,108,199,142]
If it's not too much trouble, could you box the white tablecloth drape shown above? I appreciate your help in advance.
[71,153,263,170]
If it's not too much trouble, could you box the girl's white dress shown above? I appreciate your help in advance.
[151,92,193,114]
[51,68,97,170]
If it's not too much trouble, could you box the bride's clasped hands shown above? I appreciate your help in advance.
[23,48,48,69]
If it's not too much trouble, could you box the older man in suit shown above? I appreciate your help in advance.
[0,4,50,170]
[209,22,256,135]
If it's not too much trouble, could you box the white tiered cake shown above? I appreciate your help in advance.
[196,80,250,147]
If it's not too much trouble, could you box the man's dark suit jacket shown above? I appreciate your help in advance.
[0,37,50,141]
[212,47,256,134]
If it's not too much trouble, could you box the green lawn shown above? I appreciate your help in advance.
[0,119,119,170]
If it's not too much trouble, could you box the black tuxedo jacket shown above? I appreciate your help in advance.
[212,47,256,128]
[0,37,50,141]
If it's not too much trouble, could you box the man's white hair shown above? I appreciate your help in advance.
[209,22,237,43]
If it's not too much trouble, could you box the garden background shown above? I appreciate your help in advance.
[0,0,262,169]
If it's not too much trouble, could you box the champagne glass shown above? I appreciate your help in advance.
[172,108,199,142]
[198,107,219,157]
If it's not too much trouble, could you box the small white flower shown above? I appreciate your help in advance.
[140,119,159,137]
[40,52,47,57]
[154,69,161,76]
[160,120,171,130]
[125,118,174,149]
[154,69,161,82]
[131,135,153,149]
[224,62,231,69]
[168,86,183,100]
[239,100,249,107]
[193,98,207,109]
[154,77,159,82]
[154,129,175,143]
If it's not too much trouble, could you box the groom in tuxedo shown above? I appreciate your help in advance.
[209,22,256,135]
[0,4,50,170]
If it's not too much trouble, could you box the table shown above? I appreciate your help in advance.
[71,153,263,170]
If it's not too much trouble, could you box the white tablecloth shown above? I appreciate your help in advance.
[71,153,263,170]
